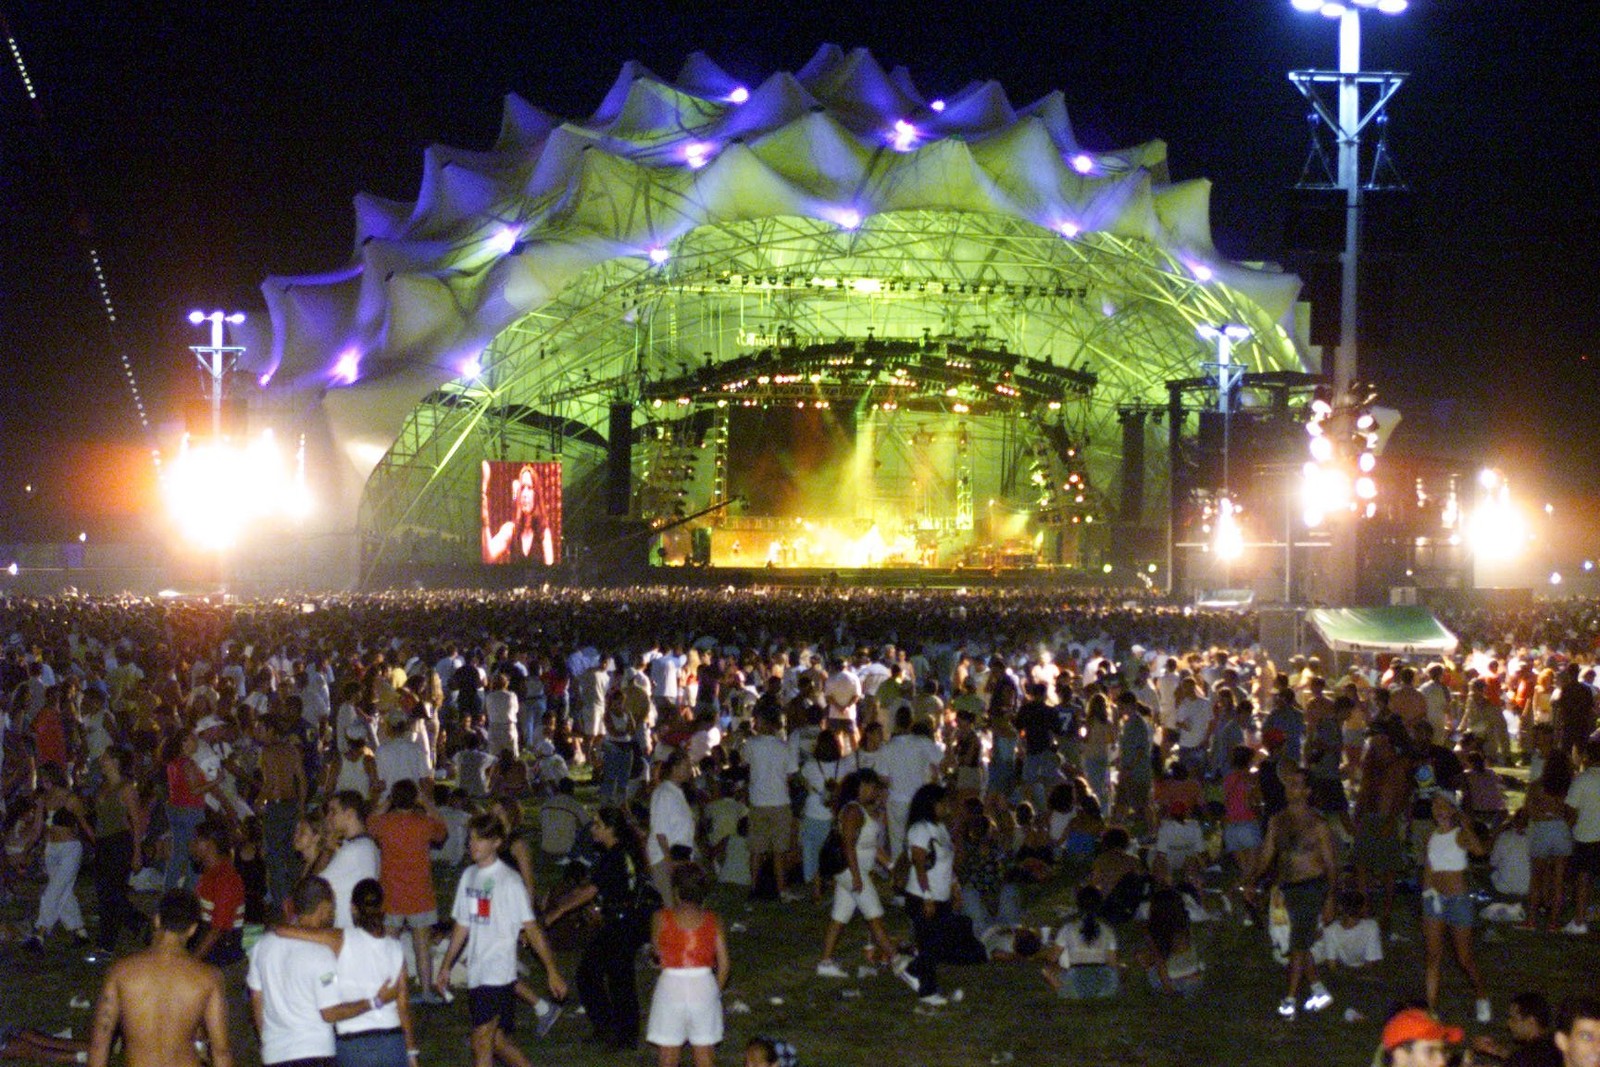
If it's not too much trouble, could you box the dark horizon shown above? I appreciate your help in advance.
[1,1,1595,539]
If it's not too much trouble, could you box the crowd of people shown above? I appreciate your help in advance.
[1,586,1599,1067]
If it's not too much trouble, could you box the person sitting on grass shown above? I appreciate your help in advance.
[1310,889,1385,971]
[1139,885,1203,997]
[1042,884,1121,999]
[646,862,730,1067]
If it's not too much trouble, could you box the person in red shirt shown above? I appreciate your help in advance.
[32,697,69,771]
[190,820,256,1065]
[191,821,245,966]
[369,778,448,1001]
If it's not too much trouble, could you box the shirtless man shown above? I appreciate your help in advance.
[257,715,307,914]
[1389,666,1428,729]
[87,889,232,1067]
[1352,721,1413,932]
[1247,764,1339,1019]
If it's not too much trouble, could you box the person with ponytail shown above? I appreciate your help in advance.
[543,806,653,1050]
[1042,884,1120,999]
[271,877,414,1067]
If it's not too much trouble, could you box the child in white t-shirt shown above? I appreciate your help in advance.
[436,814,569,1065]
[1310,889,1384,970]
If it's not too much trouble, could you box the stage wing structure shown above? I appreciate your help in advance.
[252,45,1308,584]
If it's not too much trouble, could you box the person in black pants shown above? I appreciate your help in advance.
[543,806,655,1050]
[92,747,145,955]
[899,784,986,1006]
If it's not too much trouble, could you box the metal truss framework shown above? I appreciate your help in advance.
[358,210,1303,580]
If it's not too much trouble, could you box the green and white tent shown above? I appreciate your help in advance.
[1306,606,1459,656]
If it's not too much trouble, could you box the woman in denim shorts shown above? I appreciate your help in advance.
[1422,796,1491,1024]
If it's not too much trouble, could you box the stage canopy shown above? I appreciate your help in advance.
[1306,606,1460,656]
[246,45,1311,585]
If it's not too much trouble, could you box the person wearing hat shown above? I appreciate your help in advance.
[1381,1007,1463,1067]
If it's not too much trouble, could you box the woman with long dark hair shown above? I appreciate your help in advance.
[92,746,146,953]
[897,782,984,1005]
[544,806,653,1050]
[816,769,900,977]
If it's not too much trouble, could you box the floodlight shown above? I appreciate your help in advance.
[188,310,207,324]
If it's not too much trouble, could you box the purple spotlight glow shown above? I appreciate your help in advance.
[1070,153,1095,174]
[1188,262,1215,283]
[648,247,671,265]
[487,225,520,255]
[1058,221,1081,239]
[929,99,946,112]
[332,348,361,384]
[888,119,919,152]
[461,355,482,379]
[725,86,749,104]
[258,372,274,388]
[683,141,713,169]
[836,208,862,230]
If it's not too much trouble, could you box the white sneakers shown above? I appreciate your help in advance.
[919,993,949,1006]
[815,960,849,979]
[1304,984,1333,1013]
[1477,999,1492,1024]
[1562,920,1590,936]
[1278,997,1297,1018]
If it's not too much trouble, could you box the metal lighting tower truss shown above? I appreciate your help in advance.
[357,209,1299,580]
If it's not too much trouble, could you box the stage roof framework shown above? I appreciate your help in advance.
[252,45,1310,580]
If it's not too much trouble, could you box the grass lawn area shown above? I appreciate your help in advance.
[4,780,1594,1065]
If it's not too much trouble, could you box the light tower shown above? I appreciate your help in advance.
[1288,0,1406,602]
[188,310,246,440]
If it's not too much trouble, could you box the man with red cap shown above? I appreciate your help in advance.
[1381,1007,1463,1067]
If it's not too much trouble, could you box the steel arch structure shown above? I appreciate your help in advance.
[357,209,1301,580]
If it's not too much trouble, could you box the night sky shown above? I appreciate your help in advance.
[1,1,1595,539]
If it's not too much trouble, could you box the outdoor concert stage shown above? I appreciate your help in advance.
[241,46,1310,592]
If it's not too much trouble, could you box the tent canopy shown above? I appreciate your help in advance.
[1306,606,1459,656]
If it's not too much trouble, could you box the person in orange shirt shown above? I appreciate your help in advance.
[368,778,448,1002]
[646,863,730,1067]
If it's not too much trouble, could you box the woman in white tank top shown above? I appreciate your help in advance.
[1422,795,1490,1023]
[816,770,901,977]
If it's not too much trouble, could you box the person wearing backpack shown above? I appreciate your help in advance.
[815,770,901,978]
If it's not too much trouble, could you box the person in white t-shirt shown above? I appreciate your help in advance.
[437,815,568,1067]
[742,713,799,901]
[373,717,431,801]
[269,877,416,1066]
[316,791,381,930]
[900,783,975,1005]
[249,876,398,1067]
[648,753,699,906]
[876,708,942,866]
[1310,890,1385,970]
[1043,884,1120,999]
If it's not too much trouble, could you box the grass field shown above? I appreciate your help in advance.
[4,786,1596,1066]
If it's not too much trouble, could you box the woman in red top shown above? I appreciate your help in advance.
[163,731,211,892]
[646,862,729,1067]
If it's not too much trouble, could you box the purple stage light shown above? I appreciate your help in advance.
[726,86,749,104]
[1070,153,1095,174]
[648,247,672,265]
[684,141,713,169]
[929,99,946,112]
[332,348,361,384]
[1058,221,1081,239]
[888,119,919,152]
[487,225,520,255]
